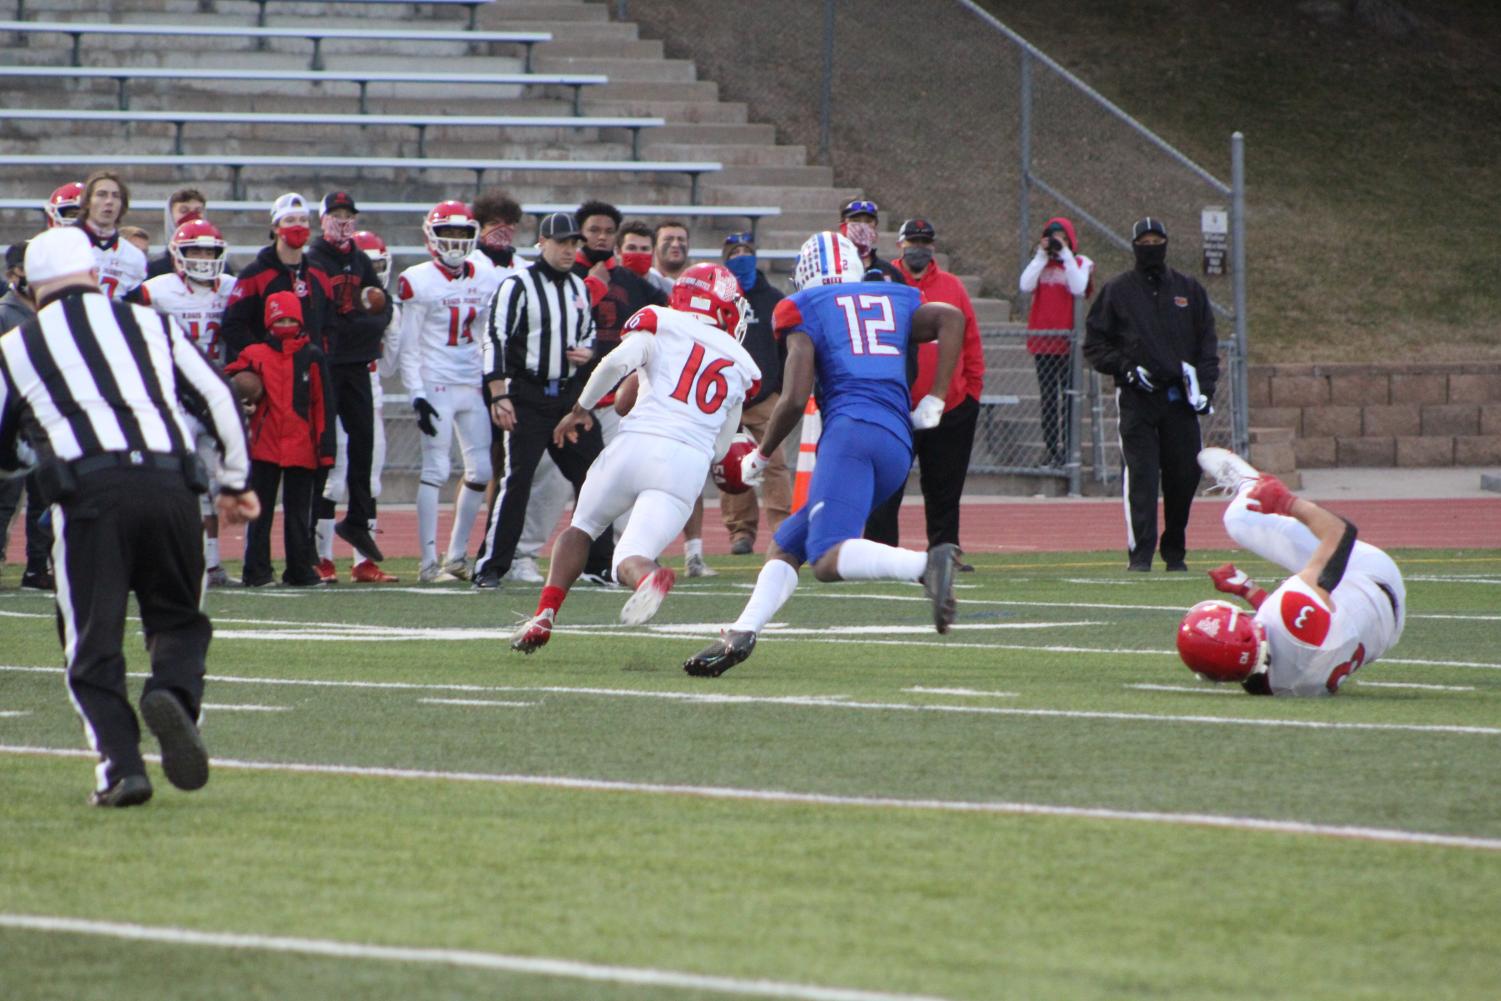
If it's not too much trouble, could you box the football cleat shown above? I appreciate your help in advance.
[504,556,543,584]
[140,689,209,792]
[472,569,502,590]
[923,543,960,634]
[89,773,153,808]
[683,629,757,678]
[316,559,338,584]
[351,560,399,583]
[684,553,717,578]
[510,610,554,654]
[418,562,458,583]
[205,565,238,588]
[1198,447,1260,495]
[441,556,471,581]
[620,567,675,626]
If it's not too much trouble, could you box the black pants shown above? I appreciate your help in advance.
[1033,353,1072,466]
[863,396,979,549]
[0,472,52,570]
[473,385,612,579]
[328,361,375,530]
[1117,386,1203,568]
[55,468,209,787]
[243,461,319,585]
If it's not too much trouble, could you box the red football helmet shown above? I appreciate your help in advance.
[46,182,84,228]
[670,262,748,342]
[1177,599,1269,683]
[711,432,759,495]
[423,200,477,269]
[169,219,227,284]
[354,229,390,286]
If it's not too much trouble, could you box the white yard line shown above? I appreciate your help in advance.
[3,744,1498,852]
[0,914,943,1001]
[903,687,1019,698]
[1126,684,1235,696]
[201,704,291,712]
[0,710,29,717]
[419,698,538,708]
[1354,681,1477,693]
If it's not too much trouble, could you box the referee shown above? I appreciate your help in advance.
[471,212,613,589]
[0,227,259,807]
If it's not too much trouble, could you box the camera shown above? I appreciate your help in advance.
[1045,236,1063,255]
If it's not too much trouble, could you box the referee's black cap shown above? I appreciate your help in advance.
[538,212,582,240]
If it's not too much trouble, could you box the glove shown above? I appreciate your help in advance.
[1246,474,1296,517]
[1181,361,1212,414]
[910,394,945,430]
[1124,366,1155,391]
[412,397,440,438]
[739,449,769,487]
[1209,563,1254,598]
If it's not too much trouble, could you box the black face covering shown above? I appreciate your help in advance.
[582,246,614,265]
[1133,242,1167,273]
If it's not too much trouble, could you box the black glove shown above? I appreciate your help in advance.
[413,397,440,438]
[1123,365,1156,392]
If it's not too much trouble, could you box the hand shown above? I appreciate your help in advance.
[215,489,261,525]
[489,397,516,431]
[1124,366,1155,391]
[1245,474,1296,517]
[565,345,595,365]
[1209,563,1253,597]
[910,394,945,430]
[588,259,610,285]
[1181,361,1212,413]
[739,449,769,487]
[412,397,440,437]
[552,406,594,447]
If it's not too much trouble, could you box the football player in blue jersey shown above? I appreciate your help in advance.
[683,231,966,677]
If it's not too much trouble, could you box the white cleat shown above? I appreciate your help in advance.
[684,553,717,578]
[418,562,458,583]
[442,556,471,581]
[1198,447,1260,495]
[505,556,544,584]
[619,567,676,626]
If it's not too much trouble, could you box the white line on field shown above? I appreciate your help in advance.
[3,745,1498,853]
[0,710,29,717]
[1354,681,1478,693]
[201,704,291,712]
[0,914,941,1001]
[903,687,1019,698]
[419,698,537,708]
[1126,684,1235,695]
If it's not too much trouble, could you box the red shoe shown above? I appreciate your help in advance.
[510,611,554,654]
[316,559,338,584]
[351,559,399,583]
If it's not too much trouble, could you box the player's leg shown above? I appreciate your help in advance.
[335,362,377,531]
[613,447,703,626]
[415,390,457,579]
[1157,405,1203,570]
[443,389,493,575]
[682,492,716,577]
[546,416,614,582]
[316,413,349,568]
[1117,390,1162,570]
[351,367,397,582]
[241,460,281,586]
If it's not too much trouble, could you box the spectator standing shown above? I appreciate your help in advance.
[1020,216,1093,467]
[221,193,333,362]
[838,199,906,284]
[0,240,53,589]
[145,188,208,280]
[76,170,147,300]
[1084,217,1218,572]
[718,231,789,555]
[471,212,613,589]
[0,226,257,806]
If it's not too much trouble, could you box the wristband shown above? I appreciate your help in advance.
[491,394,512,403]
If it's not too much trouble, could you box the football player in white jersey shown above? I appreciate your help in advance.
[135,219,238,586]
[1177,448,1407,696]
[511,262,761,653]
[397,200,496,582]
[76,170,147,300]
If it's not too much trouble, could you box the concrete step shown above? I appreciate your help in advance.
[972,299,1013,323]
[1248,425,1295,444]
[591,80,720,103]
[479,2,611,22]
[643,143,808,168]
[703,185,862,212]
[583,97,747,124]
[537,37,663,60]
[708,165,833,187]
[533,54,696,82]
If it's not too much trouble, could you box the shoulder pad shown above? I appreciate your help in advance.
[622,306,659,335]
[771,298,804,338]
[1279,588,1331,646]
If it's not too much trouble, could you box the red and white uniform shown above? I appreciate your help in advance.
[1224,486,1406,696]
[570,305,760,572]
[137,272,235,365]
[88,231,148,300]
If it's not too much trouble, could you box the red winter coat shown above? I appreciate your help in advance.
[892,259,986,412]
[224,334,334,469]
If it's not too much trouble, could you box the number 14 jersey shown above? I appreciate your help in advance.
[396,258,496,394]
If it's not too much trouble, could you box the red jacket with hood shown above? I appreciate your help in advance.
[224,292,334,469]
[1023,216,1094,356]
[891,258,986,413]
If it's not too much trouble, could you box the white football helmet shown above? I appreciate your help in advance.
[423,200,478,269]
[792,231,862,290]
[354,230,390,287]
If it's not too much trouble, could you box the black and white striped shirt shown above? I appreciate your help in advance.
[0,288,250,492]
[484,260,595,385]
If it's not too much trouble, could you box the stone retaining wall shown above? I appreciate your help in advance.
[1248,363,1501,467]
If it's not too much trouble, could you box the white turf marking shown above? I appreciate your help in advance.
[1354,681,1478,693]
[0,665,1494,735]
[1127,684,1235,696]
[903,687,1019,699]
[0,915,941,1001]
[0,710,29,717]
[4,744,1499,853]
[200,704,291,712]
[419,698,537,708]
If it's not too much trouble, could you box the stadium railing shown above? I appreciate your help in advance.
[0,19,549,71]
[0,66,607,115]
[1,109,666,160]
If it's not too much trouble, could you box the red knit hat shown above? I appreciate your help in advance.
[264,290,303,331]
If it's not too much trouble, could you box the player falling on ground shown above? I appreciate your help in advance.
[681,232,967,678]
[397,201,497,583]
[510,263,762,653]
[1178,448,1407,695]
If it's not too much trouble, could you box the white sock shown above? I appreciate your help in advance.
[684,538,703,560]
[833,538,927,581]
[417,482,441,567]
[204,536,220,567]
[315,518,335,561]
[731,559,799,634]
[446,483,486,564]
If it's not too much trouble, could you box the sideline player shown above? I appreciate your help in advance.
[681,232,966,677]
[510,263,761,652]
[1177,448,1406,695]
[136,219,238,586]
[396,201,495,582]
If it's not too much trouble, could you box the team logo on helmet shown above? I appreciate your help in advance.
[1176,599,1269,683]
[793,231,861,290]
[670,262,749,343]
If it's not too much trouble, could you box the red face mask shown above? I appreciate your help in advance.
[620,252,653,277]
[278,225,310,249]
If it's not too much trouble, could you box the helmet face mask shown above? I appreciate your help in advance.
[1176,599,1269,683]
[793,231,862,290]
[354,230,390,286]
[669,263,746,342]
[423,200,477,269]
[169,219,226,284]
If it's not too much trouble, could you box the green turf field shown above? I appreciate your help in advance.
[2,549,1499,1000]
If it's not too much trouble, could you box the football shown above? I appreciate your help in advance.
[361,286,388,314]
[711,432,759,495]
[230,369,264,405]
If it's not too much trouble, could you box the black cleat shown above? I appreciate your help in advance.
[89,773,153,808]
[20,566,54,591]
[683,630,757,678]
[1165,561,1188,572]
[141,689,209,792]
[923,543,960,634]
[472,569,501,590]
[334,519,385,564]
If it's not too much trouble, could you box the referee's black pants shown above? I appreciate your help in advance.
[328,361,376,529]
[244,461,320,586]
[55,468,210,788]
[0,473,52,571]
[863,396,979,550]
[1117,385,1203,569]
[473,384,612,580]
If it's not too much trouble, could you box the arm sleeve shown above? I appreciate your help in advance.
[396,276,426,399]
[484,277,524,383]
[1018,252,1047,293]
[1082,286,1126,376]
[219,282,262,364]
[169,313,251,492]
[0,365,29,477]
[576,331,651,410]
[1061,254,1090,297]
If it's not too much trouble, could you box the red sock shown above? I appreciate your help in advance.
[536,585,567,618]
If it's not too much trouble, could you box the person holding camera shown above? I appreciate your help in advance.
[1084,217,1218,572]
[1020,217,1093,467]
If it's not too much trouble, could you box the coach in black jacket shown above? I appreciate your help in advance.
[1084,217,1218,572]
[220,193,333,363]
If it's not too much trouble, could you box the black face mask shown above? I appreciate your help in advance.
[1133,242,1167,273]
[582,246,614,265]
